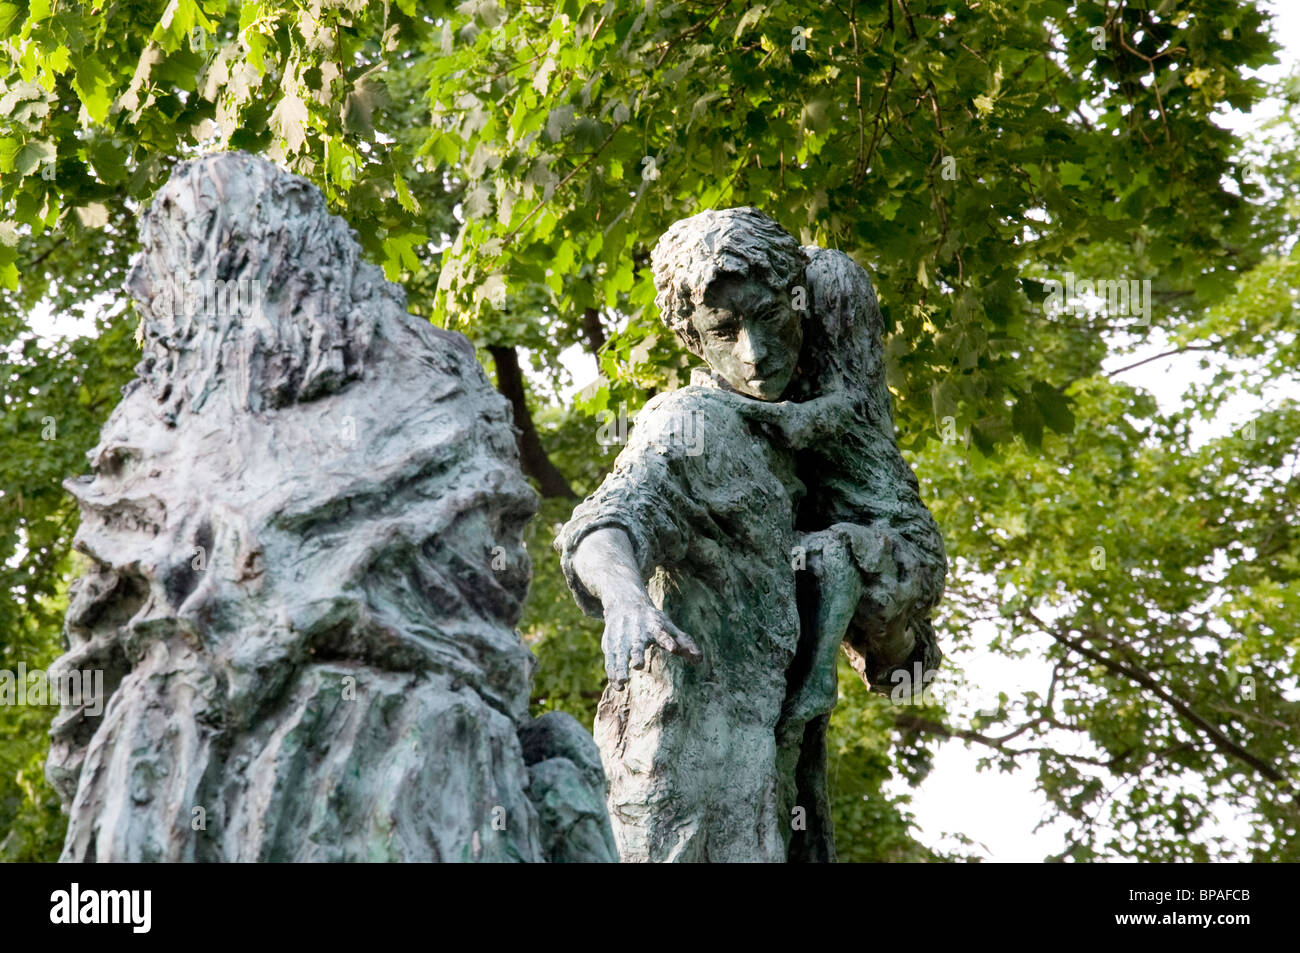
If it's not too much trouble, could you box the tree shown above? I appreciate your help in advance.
[1,0,1294,860]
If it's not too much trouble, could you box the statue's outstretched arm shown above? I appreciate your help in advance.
[570,526,702,689]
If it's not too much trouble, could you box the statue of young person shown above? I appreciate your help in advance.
[558,208,946,862]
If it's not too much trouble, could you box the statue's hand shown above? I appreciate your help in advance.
[717,390,857,449]
[791,391,859,443]
[602,594,702,690]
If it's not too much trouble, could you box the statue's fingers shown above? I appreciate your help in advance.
[662,619,702,662]
[606,622,630,688]
[629,633,648,672]
[650,627,679,657]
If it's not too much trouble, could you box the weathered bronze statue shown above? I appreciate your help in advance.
[47,152,615,863]
[559,208,947,862]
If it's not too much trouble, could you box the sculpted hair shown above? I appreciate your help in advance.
[650,207,808,354]
[128,151,399,421]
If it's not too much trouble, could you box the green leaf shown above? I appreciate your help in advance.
[15,140,55,178]
[381,231,426,280]
[0,137,21,174]
[85,137,128,185]
[1058,161,1086,187]
[0,3,21,35]
[733,4,766,39]
[1012,394,1044,449]
[394,170,420,212]
[269,92,310,153]
[572,117,604,151]
[1032,381,1075,435]
[72,57,114,124]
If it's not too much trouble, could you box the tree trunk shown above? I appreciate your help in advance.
[488,344,576,499]
[581,307,606,356]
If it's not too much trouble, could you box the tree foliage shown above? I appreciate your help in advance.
[2,0,1297,861]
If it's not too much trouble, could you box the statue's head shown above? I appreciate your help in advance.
[651,207,808,401]
[126,151,400,419]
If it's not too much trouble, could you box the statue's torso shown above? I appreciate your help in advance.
[574,385,808,862]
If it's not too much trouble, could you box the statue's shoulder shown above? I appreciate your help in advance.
[639,384,748,421]
[641,386,706,412]
[622,385,748,458]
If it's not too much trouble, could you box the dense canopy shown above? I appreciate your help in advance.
[1,0,1297,861]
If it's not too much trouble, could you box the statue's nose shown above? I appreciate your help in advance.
[735,326,765,366]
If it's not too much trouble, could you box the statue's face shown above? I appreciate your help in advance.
[690,276,802,401]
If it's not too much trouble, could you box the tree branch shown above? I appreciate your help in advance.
[1028,610,1287,784]
[1105,344,1217,377]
